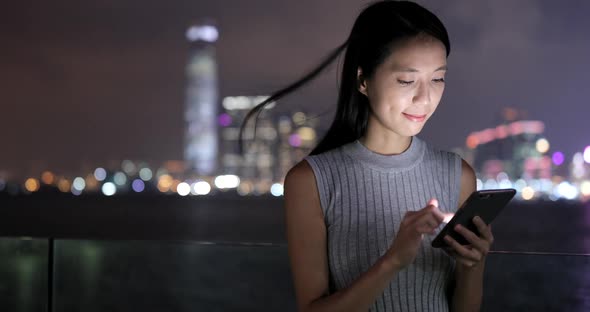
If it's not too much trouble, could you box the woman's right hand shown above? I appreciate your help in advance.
[386,198,445,269]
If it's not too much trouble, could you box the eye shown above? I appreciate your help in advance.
[432,78,445,83]
[398,79,414,86]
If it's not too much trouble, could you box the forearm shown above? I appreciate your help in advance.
[303,254,402,312]
[451,258,485,312]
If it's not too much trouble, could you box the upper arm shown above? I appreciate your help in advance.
[284,160,330,310]
[458,158,477,208]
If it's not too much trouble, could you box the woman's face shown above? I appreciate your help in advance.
[359,35,447,139]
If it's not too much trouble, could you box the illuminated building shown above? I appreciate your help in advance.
[467,119,550,180]
[219,96,319,187]
[183,23,220,176]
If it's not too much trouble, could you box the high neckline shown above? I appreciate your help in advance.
[342,136,426,172]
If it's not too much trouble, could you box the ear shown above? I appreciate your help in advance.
[357,67,368,96]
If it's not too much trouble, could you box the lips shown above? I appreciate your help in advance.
[403,113,427,122]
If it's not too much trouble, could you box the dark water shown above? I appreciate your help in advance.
[0,195,589,311]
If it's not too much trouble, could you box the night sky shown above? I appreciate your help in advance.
[2,0,589,177]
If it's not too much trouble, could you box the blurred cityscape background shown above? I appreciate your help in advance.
[1,21,589,202]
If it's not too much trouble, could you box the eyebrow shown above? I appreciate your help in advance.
[393,65,448,73]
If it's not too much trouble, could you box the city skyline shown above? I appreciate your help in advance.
[2,0,590,176]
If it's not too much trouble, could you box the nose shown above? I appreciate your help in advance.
[412,81,430,106]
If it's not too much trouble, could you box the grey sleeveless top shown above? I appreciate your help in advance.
[304,136,462,312]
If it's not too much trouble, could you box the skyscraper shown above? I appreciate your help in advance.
[183,23,219,176]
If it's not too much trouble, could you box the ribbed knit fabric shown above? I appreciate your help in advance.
[304,136,462,312]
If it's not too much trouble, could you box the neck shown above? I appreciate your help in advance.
[358,133,413,156]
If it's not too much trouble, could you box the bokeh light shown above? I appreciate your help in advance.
[177,182,191,196]
[580,181,590,197]
[72,177,86,192]
[94,168,107,181]
[556,182,578,200]
[521,187,535,200]
[535,138,550,154]
[132,179,145,193]
[122,160,137,175]
[584,146,590,164]
[139,168,153,181]
[218,113,232,127]
[466,135,479,149]
[157,174,173,193]
[214,175,240,189]
[270,183,284,197]
[289,134,302,147]
[114,172,127,186]
[41,171,55,185]
[102,182,116,196]
[552,151,565,166]
[57,179,71,193]
[193,181,211,195]
[24,178,40,192]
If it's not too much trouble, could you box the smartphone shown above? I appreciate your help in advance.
[431,188,516,248]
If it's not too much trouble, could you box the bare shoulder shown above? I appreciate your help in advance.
[285,159,315,186]
[459,158,476,207]
[284,159,323,217]
[284,159,330,308]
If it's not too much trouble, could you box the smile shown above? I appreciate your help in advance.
[403,113,427,122]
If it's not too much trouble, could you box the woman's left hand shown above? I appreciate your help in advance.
[443,216,493,267]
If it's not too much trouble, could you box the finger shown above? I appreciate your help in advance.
[401,211,418,225]
[414,214,442,232]
[454,224,490,255]
[417,207,444,225]
[473,216,494,244]
[454,256,477,267]
[423,204,445,223]
[444,235,483,262]
[441,249,476,266]
[442,212,454,223]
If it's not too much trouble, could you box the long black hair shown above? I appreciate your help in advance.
[240,0,450,156]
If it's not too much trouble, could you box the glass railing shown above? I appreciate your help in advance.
[1,195,589,311]
[2,238,590,312]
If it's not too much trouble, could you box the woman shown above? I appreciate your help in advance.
[243,1,492,311]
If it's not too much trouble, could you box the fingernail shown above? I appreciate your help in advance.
[444,235,451,241]
[474,216,481,222]
[454,224,461,231]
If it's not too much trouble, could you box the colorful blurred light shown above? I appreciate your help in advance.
[24,178,40,192]
[177,182,191,196]
[580,181,590,197]
[72,177,86,192]
[192,181,211,195]
[94,168,107,181]
[552,152,565,166]
[114,172,127,186]
[139,168,153,181]
[270,183,284,197]
[41,171,55,185]
[584,146,590,164]
[556,182,578,200]
[535,138,550,154]
[57,179,71,193]
[466,135,479,149]
[132,179,145,193]
[289,134,302,147]
[521,187,535,200]
[157,174,173,193]
[214,175,240,189]
[102,182,116,196]
[218,113,232,127]
[122,160,137,175]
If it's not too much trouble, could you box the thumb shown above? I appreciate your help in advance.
[428,198,439,208]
